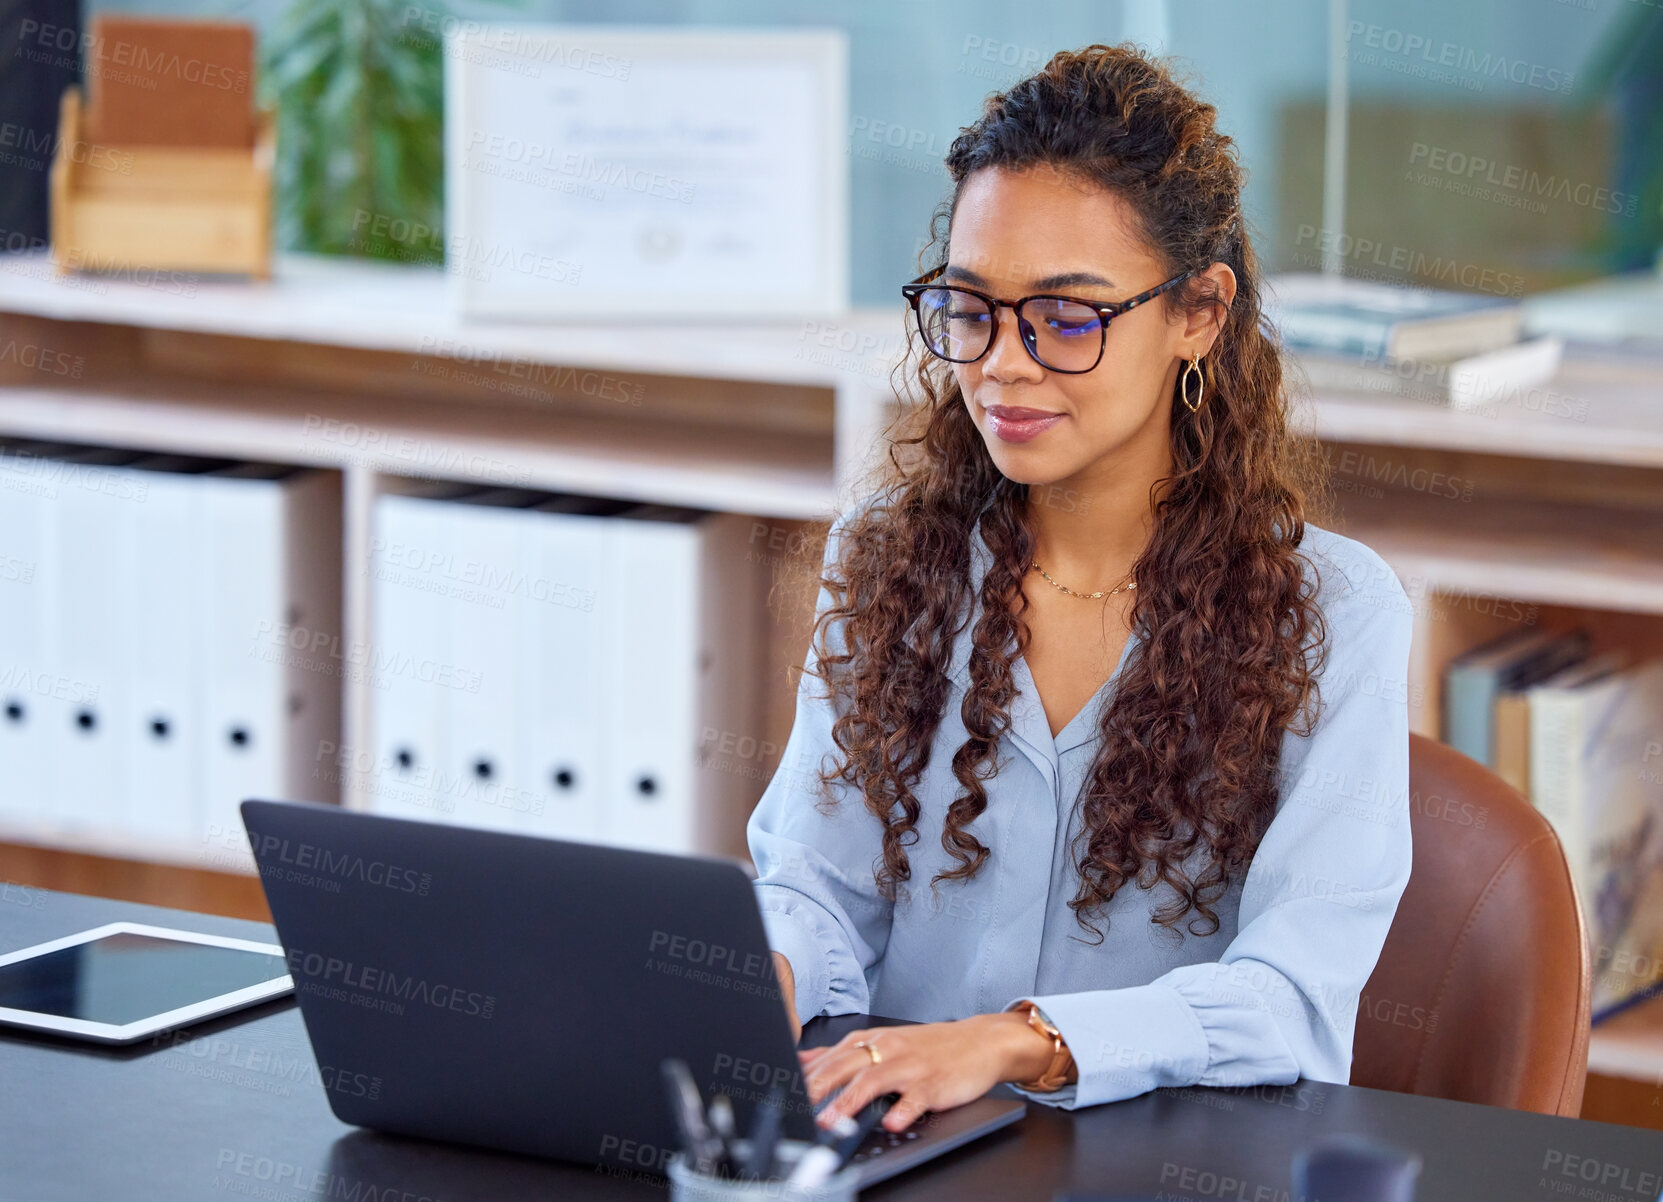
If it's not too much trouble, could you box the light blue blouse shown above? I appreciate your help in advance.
[745,496,1415,1109]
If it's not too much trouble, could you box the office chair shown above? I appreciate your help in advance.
[1349,733,1592,1116]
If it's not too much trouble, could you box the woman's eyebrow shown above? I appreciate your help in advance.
[1032,270,1118,290]
[943,265,1118,290]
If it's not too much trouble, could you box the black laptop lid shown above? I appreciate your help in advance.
[241,799,815,1174]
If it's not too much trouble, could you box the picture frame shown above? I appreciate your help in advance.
[443,25,849,321]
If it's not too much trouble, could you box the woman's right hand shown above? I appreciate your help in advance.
[772,952,802,1044]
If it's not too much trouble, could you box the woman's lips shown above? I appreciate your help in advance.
[985,405,1066,443]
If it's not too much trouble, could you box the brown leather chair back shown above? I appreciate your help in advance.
[1350,734,1591,1116]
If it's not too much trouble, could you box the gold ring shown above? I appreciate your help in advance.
[853,1040,882,1065]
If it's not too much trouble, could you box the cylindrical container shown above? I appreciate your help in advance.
[1291,1133,1422,1202]
[667,1137,863,1202]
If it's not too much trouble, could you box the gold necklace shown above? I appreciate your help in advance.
[1030,560,1137,600]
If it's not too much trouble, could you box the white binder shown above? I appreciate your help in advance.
[199,466,341,866]
[361,491,767,859]
[119,461,206,845]
[517,500,614,843]
[0,447,52,826]
[369,491,460,823]
[440,494,535,833]
[590,504,766,858]
[600,507,703,854]
[41,450,138,834]
[199,468,285,860]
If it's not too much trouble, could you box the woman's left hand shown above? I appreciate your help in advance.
[798,1011,1052,1133]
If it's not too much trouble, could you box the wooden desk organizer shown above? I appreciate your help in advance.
[49,86,273,279]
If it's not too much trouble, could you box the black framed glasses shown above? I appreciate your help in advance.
[900,266,1193,374]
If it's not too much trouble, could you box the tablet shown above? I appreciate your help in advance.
[0,921,293,1045]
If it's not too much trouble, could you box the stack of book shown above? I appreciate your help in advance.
[1265,273,1563,412]
[1523,269,1663,349]
[1442,629,1663,1018]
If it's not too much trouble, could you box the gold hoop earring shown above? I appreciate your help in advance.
[1180,354,1205,413]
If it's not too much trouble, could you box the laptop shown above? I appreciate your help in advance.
[241,799,1025,1185]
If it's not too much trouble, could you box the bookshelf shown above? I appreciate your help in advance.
[1,248,1661,1116]
[0,248,895,901]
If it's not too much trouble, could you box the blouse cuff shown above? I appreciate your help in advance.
[1166,969,1307,1086]
[756,887,848,1030]
[1003,981,1212,1108]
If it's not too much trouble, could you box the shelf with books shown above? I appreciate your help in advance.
[1388,596,1663,1077]
[1319,398,1663,1065]
[1327,471,1663,751]
[1271,270,1663,470]
[1405,602,1663,744]
[1,252,1660,930]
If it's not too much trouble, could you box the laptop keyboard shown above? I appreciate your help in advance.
[847,1124,925,1164]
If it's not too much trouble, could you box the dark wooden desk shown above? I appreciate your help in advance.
[6,887,1663,1201]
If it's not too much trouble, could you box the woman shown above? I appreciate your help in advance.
[747,43,1413,1135]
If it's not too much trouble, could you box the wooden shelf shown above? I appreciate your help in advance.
[0,248,903,389]
[1590,995,1663,1084]
[0,375,835,520]
[1584,992,1663,1127]
[1295,345,1663,470]
[1337,489,1663,616]
[9,247,1663,468]
[0,841,269,921]
[0,816,252,876]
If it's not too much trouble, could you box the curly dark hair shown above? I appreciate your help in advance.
[788,42,1332,942]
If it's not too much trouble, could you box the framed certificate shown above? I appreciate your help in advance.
[444,25,849,320]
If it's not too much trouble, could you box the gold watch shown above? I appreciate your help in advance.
[1010,1001,1075,1091]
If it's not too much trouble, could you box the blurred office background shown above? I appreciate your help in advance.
[6,0,1660,293]
[0,0,1660,1126]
